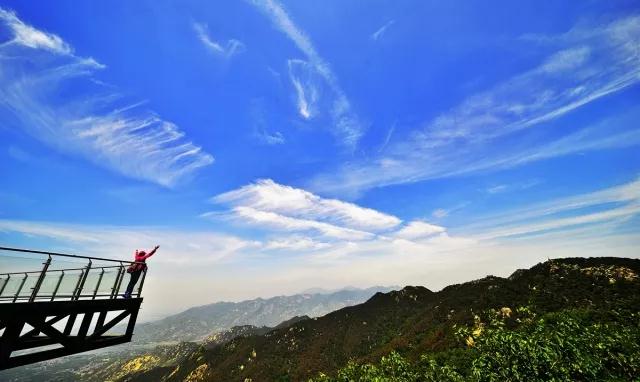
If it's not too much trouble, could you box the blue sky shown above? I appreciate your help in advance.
[0,1,639,319]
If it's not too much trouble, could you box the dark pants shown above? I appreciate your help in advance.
[124,270,143,297]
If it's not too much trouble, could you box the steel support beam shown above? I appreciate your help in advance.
[0,298,142,370]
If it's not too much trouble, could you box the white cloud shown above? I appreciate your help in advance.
[486,185,508,194]
[459,177,640,240]
[474,203,640,241]
[288,59,321,119]
[378,123,396,153]
[504,124,640,167]
[208,178,470,247]
[539,46,590,73]
[485,179,541,194]
[68,113,213,186]
[0,8,72,54]
[0,8,214,186]
[394,220,446,240]
[193,22,245,58]
[371,20,395,42]
[432,209,449,219]
[309,15,640,196]
[465,177,640,231]
[250,0,364,147]
[257,130,285,145]
[264,236,331,251]
[431,202,470,219]
[213,179,401,231]
[230,206,374,241]
[417,17,639,142]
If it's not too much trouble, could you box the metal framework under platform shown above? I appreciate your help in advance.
[0,246,148,370]
[0,298,142,369]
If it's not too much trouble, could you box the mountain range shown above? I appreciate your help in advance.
[0,286,393,381]
[95,257,640,381]
[2,258,639,381]
[131,286,396,343]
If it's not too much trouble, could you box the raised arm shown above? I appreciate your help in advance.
[140,245,160,260]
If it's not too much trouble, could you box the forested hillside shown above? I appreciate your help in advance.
[151,257,640,381]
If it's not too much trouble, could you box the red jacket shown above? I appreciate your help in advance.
[132,247,157,271]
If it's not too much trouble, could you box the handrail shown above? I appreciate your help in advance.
[0,265,124,276]
[0,246,143,265]
[0,246,148,303]
[0,293,123,300]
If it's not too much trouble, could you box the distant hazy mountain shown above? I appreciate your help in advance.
[0,287,392,382]
[131,286,396,343]
[300,286,362,294]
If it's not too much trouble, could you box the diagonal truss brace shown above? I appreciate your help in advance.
[0,298,142,370]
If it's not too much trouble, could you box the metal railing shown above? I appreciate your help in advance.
[0,246,147,303]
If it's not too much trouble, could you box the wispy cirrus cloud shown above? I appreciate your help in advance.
[249,0,364,148]
[288,59,321,119]
[485,179,542,194]
[250,98,286,145]
[0,8,213,187]
[475,203,640,241]
[0,8,71,54]
[460,177,640,240]
[193,22,245,58]
[432,202,470,219]
[256,130,285,145]
[371,20,395,42]
[310,15,640,196]
[432,209,449,219]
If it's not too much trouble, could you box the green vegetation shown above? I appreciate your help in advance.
[310,308,640,382]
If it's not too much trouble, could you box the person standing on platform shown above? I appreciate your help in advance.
[123,245,159,298]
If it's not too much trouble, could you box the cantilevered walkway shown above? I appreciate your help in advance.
[0,246,146,369]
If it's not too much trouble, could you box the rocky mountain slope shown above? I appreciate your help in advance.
[109,257,640,382]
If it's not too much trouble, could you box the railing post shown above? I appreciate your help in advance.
[29,255,52,302]
[110,264,122,298]
[73,260,91,300]
[0,274,9,297]
[51,271,64,301]
[13,273,28,303]
[72,269,84,300]
[93,268,105,299]
[115,263,126,297]
[136,268,147,297]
